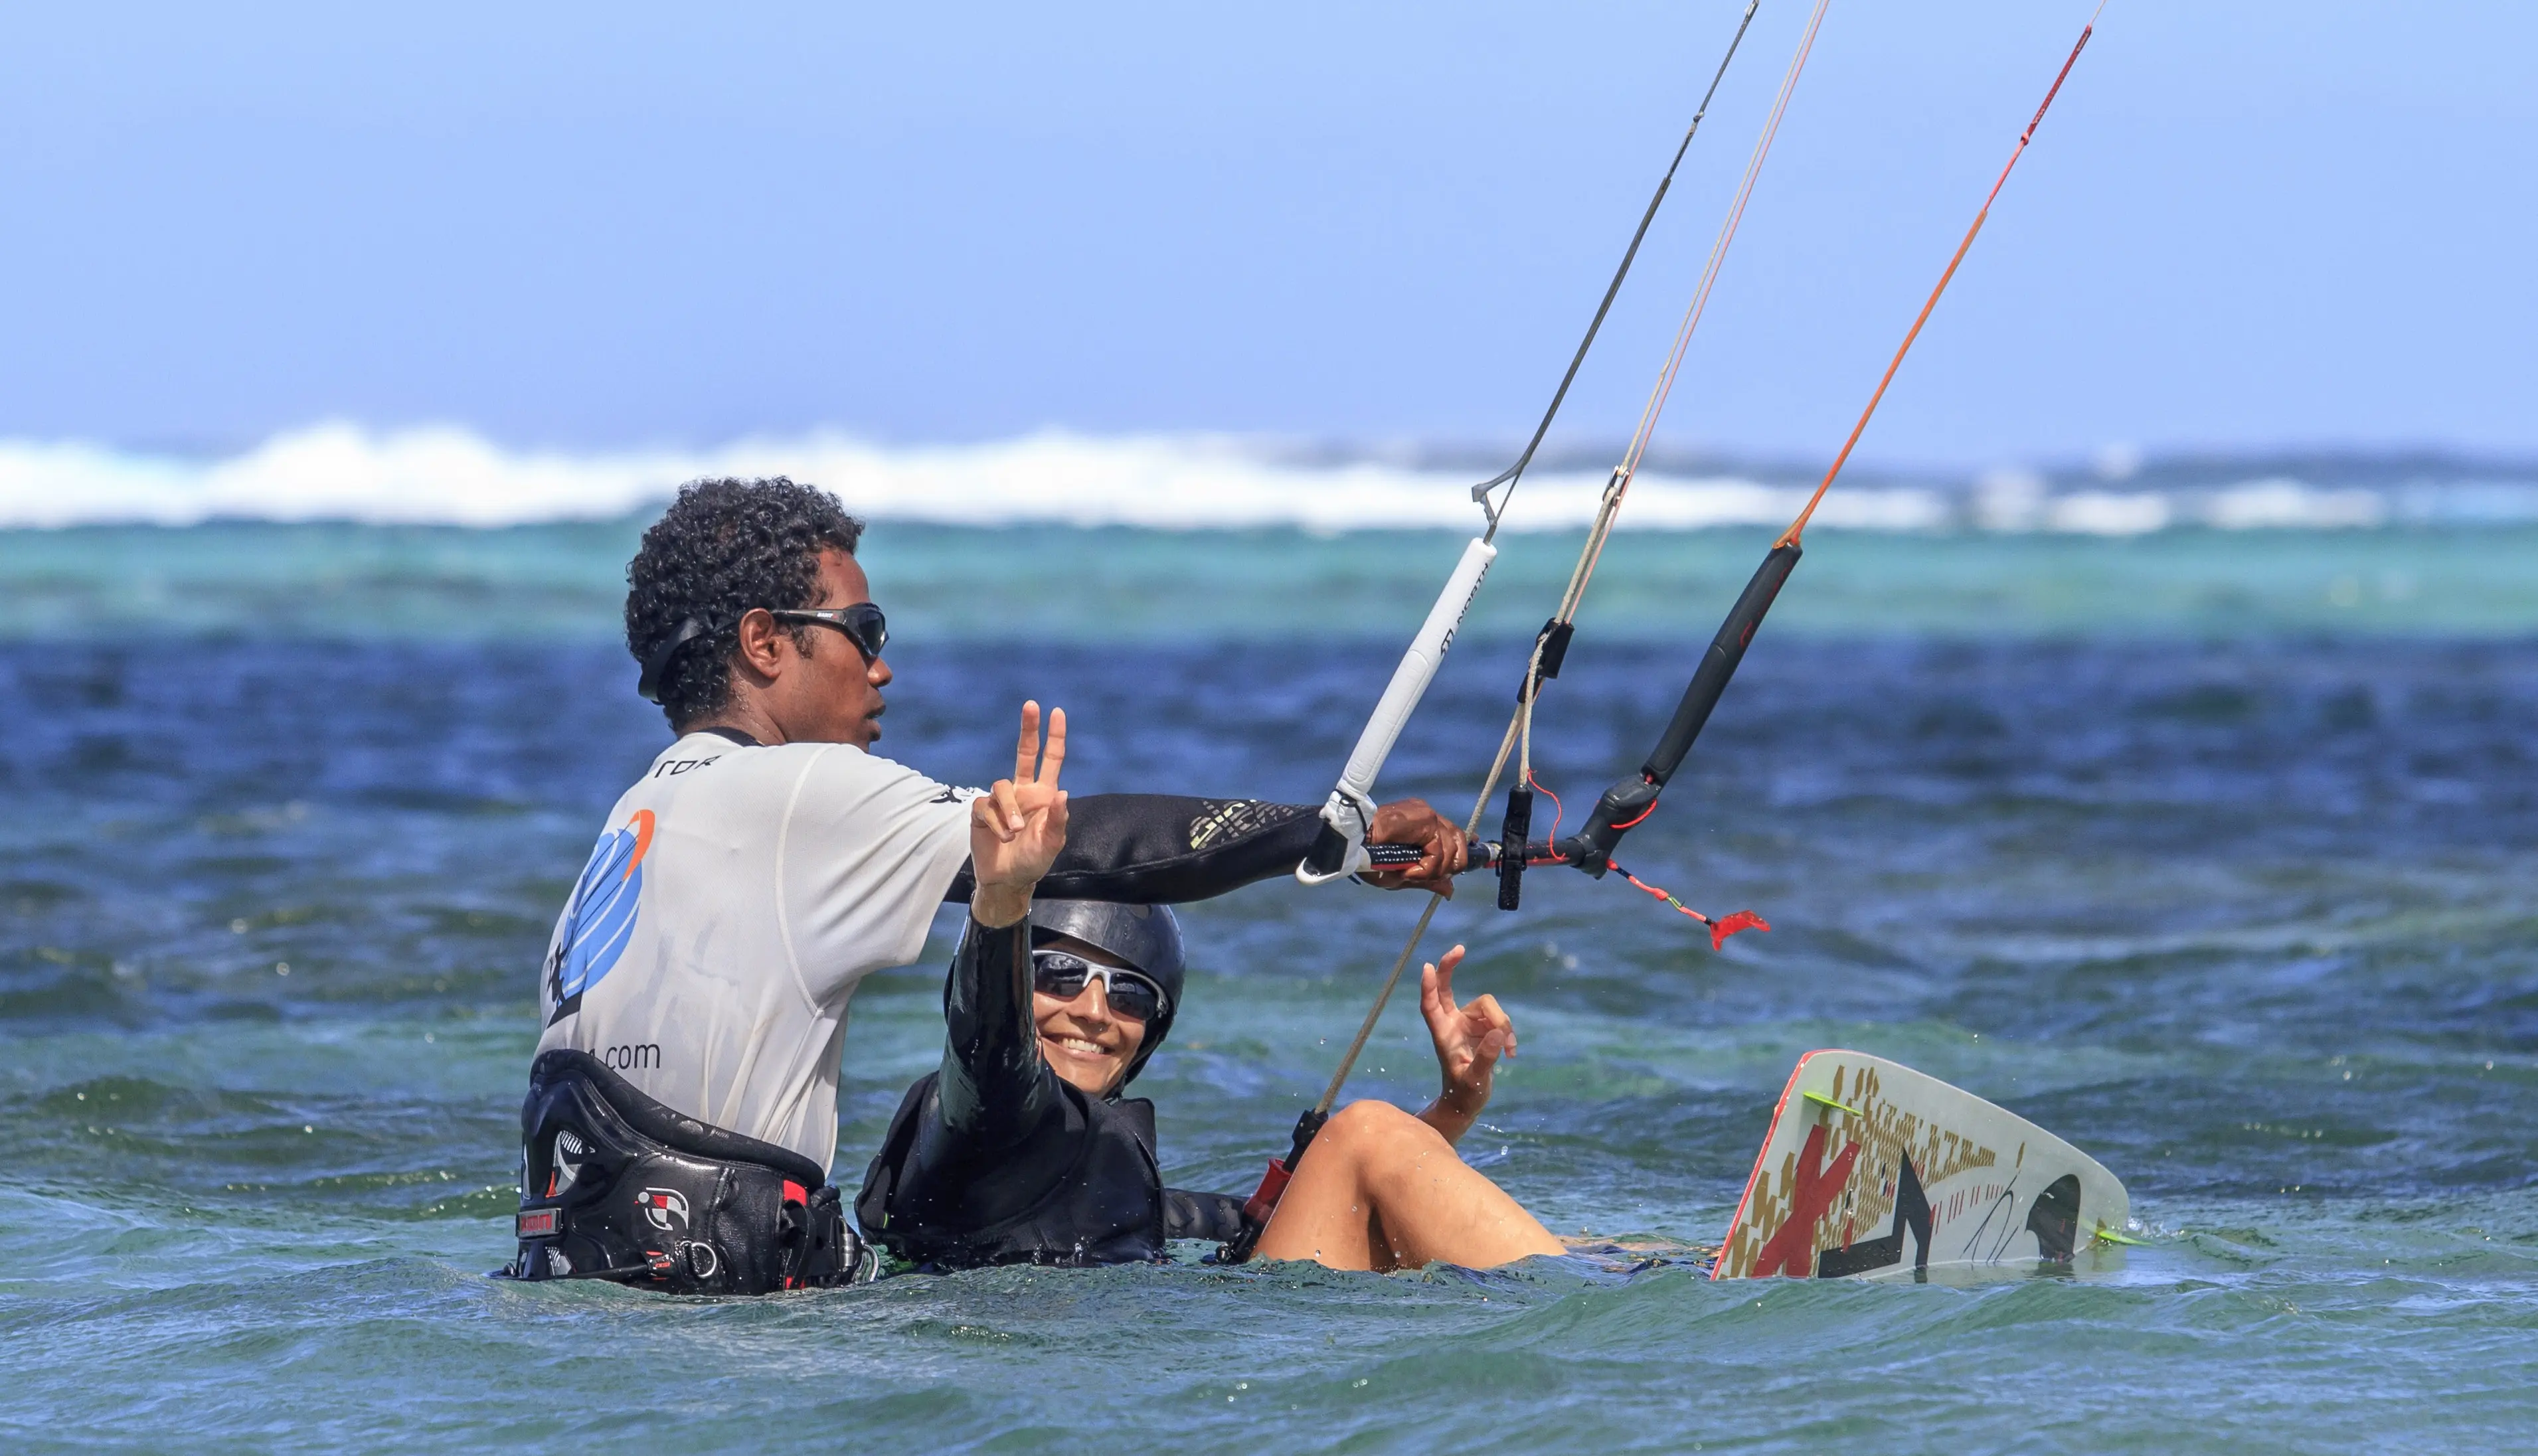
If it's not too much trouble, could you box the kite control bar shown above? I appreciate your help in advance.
[1361,838,1549,871]
[1361,543,1798,892]
[1363,542,1801,904]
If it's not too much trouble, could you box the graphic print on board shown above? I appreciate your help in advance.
[1814,1151,1932,1279]
[545,809,654,1024]
[1715,1052,2130,1281]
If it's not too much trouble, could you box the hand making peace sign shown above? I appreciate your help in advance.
[969,700,1069,928]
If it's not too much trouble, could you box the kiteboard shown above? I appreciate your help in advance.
[1713,1049,2130,1281]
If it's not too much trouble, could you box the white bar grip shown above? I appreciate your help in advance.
[1296,536,1498,884]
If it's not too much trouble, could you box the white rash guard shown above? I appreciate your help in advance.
[533,730,977,1173]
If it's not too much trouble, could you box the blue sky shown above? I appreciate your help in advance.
[3,1,2531,466]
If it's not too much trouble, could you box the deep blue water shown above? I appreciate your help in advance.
[3,528,2536,1450]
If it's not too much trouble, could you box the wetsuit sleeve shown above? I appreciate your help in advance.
[1161,1188,1249,1243]
[941,795,1320,904]
[924,914,1058,1159]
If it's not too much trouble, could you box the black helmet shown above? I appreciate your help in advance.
[1031,900,1185,1090]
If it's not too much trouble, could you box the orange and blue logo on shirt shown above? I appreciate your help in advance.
[545,809,653,1024]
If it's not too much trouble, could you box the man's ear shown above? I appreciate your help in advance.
[732,607,791,679]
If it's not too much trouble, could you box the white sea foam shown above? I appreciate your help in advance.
[0,423,1934,532]
[0,423,2519,532]
[2205,478,2386,530]
[2046,491,2173,536]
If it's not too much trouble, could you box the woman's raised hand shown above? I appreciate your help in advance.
[1416,944,1515,1145]
[970,701,1068,928]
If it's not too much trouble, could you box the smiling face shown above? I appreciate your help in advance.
[1033,934,1148,1098]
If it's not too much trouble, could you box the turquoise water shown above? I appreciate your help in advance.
[3,523,2535,1451]
[5,519,2533,639]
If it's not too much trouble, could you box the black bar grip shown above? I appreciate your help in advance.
[1640,543,1800,788]
[1363,840,1533,871]
[1494,786,1533,910]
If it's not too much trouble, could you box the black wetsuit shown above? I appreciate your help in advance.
[855,916,1246,1269]
[940,795,1325,906]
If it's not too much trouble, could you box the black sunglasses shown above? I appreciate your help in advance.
[1031,949,1167,1022]
[637,602,890,704]
[768,603,888,663]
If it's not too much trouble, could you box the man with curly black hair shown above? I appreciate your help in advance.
[621,475,874,730]
[505,476,1467,1294]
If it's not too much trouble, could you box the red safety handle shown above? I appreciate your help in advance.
[1241,1157,1295,1228]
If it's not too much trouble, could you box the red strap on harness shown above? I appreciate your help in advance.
[779,1182,809,1289]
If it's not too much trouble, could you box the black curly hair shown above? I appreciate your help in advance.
[624,477,867,727]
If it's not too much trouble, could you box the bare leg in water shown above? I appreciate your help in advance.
[1252,1099,1565,1270]
[1252,944,1567,1271]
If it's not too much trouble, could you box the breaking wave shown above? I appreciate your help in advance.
[3,423,2533,533]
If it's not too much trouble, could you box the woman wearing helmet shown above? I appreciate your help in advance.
[853,898,1247,1267]
[855,734,1564,1272]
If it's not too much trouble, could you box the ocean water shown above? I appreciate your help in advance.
[3,517,2535,1452]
